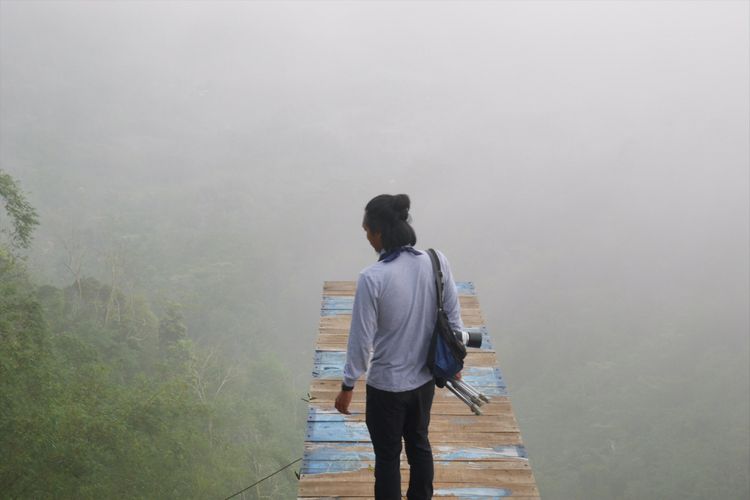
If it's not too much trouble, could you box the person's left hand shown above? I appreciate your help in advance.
[335,390,353,415]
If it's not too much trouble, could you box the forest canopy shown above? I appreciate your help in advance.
[0,170,301,498]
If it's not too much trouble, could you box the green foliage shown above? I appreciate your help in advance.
[159,302,187,352]
[0,250,302,498]
[0,170,39,252]
[0,251,56,496]
[0,174,306,499]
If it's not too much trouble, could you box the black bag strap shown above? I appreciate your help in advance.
[427,249,444,312]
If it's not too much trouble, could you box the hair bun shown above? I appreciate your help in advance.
[392,194,410,221]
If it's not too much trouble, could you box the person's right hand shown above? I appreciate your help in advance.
[454,371,463,381]
[335,390,353,415]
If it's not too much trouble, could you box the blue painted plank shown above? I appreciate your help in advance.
[311,351,344,375]
[303,443,527,463]
[312,360,506,390]
[309,407,507,423]
[303,443,375,462]
[455,282,476,295]
[306,420,371,442]
[307,407,346,421]
[460,367,507,388]
[320,303,488,314]
[311,362,344,379]
[434,445,528,460]
[317,327,495,353]
[312,366,340,378]
[321,283,479,319]
[311,365,508,393]
[316,327,494,353]
[301,461,524,481]
[314,351,347,365]
[321,309,350,316]
[322,297,355,309]
[465,385,506,396]
[301,460,369,474]
[434,487,511,497]
[306,415,521,443]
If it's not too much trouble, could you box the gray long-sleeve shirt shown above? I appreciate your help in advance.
[342,248,463,392]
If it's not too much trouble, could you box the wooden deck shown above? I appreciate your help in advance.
[298,281,539,499]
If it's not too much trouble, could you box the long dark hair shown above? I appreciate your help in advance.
[363,194,417,251]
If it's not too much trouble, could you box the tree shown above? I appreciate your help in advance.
[159,302,187,350]
[0,169,39,253]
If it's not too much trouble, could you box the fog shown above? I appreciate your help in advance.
[1,1,748,498]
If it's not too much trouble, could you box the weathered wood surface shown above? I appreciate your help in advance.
[299,281,539,499]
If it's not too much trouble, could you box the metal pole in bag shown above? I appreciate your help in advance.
[446,379,482,415]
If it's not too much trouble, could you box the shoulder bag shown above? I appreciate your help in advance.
[425,248,466,388]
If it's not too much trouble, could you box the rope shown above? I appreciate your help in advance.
[221,457,303,500]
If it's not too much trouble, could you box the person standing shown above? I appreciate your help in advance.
[334,194,463,500]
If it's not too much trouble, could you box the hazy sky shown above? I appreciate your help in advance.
[5,0,745,326]
[2,2,747,276]
[2,0,747,353]
[2,0,748,387]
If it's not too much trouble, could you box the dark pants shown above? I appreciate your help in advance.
[365,379,435,500]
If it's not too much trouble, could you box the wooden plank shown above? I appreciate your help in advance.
[315,342,495,355]
[316,328,493,344]
[300,466,535,484]
[299,480,539,497]
[320,315,356,329]
[459,295,480,309]
[309,400,517,417]
[316,328,495,353]
[324,281,357,290]
[321,299,481,313]
[314,342,494,355]
[303,442,529,462]
[301,496,539,500]
[315,326,492,339]
[320,311,485,327]
[305,421,522,446]
[309,379,506,398]
[309,366,506,389]
[306,388,510,405]
[306,413,520,430]
[306,400,517,417]
[311,351,498,377]
[307,409,519,432]
[311,350,498,367]
[302,459,531,476]
[323,281,477,296]
[306,392,509,409]
[302,496,539,500]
